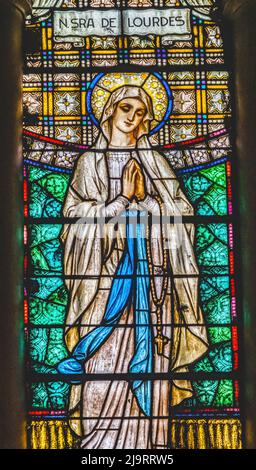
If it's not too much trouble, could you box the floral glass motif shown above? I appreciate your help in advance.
[23,0,241,449]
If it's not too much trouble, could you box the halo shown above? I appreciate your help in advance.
[87,72,173,135]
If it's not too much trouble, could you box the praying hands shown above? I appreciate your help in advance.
[121,158,146,202]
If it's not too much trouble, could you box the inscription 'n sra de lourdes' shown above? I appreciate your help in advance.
[126,15,186,29]
[58,15,185,31]
[60,15,185,30]
[54,8,191,38]
[58,16,118,32]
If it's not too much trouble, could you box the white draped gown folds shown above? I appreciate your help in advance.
[60,143,209,448]
[59,86,209,449]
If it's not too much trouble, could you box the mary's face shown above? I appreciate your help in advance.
[112,98,146,134]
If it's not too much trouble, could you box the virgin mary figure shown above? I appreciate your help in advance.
[57,84,209,449]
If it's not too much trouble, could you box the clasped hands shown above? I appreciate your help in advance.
[121,158,146,202]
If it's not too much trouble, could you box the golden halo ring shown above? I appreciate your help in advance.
[87,72,173,135]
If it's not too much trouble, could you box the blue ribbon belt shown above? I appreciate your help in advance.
[57,210,153,416]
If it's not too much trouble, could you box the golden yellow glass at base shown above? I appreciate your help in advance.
[29,420,79,449]
[29,418,242,450]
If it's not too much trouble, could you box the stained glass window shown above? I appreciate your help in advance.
[23,0,242,449]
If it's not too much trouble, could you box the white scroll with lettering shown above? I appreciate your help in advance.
[53,8,191,41]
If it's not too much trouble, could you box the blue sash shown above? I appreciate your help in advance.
[57,210,153,417]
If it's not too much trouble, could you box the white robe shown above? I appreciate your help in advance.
[60,141,209,448]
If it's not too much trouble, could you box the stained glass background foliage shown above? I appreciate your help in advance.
[23,0,241,449]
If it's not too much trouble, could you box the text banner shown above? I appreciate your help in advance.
[53,8,191,40]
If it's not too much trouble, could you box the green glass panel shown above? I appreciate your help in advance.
[196,224,228,268]
[210,223,228,244]
[196,224,228,252]
[48,285,68,305]
[193,356,214,373]
[38,173,69,202]
[204,185,227,215]
[30,327,68,366]
[30,245,50,272]
[192,380,219,406]
[200,165,226,187]
[181,164,227,215]
[197,240,228,266]
[208,327,231,344]
[47,328,68,366]
[200,276,229,301]
[193,338,232,374]
[42,198,63,218]
[197,201,215,216]
[200,276,231,323]
[208,341,232,373]
[29,185,51,218]
[29,298,67,325]
[32,364,58,374]
[31,382,69,409]
[28,278,67,323]
[181,173,212,204]
[214,380,234,407]
[29,277,64,300]
[203,290,231,323]
[196,225,216,252]
[30,328,48,363]
[33,187,62,217]
[28,167,53,182]
[30,224,62,247]
[30,225,62,274]
[30,242,62,274]
[28,167,69,217]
